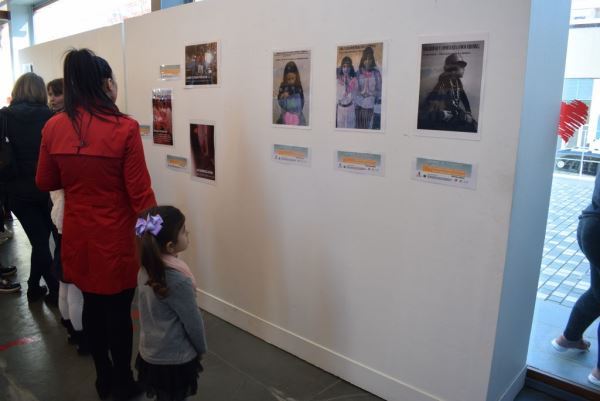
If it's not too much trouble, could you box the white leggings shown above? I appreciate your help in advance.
[58,281,84,331]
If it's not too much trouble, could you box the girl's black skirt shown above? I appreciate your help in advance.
[136,354,203,401]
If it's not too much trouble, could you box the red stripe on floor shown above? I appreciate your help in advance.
[0,335,41,351]
[131,309,140,320]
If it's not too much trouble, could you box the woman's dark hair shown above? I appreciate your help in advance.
[281,61,302,88]
[358,46,377,70]
[46,78,64,96]
[63,48,123,123]
[138,206,186,298]
[337,56,356,79]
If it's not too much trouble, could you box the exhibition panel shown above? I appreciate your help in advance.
[19,1,571,400]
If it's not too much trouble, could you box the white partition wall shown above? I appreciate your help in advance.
[20,1,571,400]
[19,24,126,112]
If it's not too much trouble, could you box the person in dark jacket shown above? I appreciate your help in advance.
[552,169,600,387]
[3,73,58,303]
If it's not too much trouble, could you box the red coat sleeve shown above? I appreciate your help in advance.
[124,122,157,215]
[35,126,61,192]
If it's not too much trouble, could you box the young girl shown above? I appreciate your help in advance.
[51,188,88,354]
[355,46,382,130]
[336,56,358,128]
[276,61,306,126]
[135,206,207,401]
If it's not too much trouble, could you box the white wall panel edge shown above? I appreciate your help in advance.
[197,289,441,401]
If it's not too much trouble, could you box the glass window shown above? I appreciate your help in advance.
[33,0,151,45]
[562,78,593,101]
[0,20,12,107]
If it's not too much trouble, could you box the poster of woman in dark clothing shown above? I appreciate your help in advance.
[417,39,485,138]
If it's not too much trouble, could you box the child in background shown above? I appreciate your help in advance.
[276,61,306,126]
[46,79,88,353]
[51,187,88,354]
[135,206,206,401]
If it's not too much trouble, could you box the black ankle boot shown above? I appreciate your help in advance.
[95,376,112,400]
[73,331,89,355]
[61,319,77,344]
[27,285,47,302]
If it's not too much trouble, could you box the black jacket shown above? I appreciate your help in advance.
[2,102,54,202]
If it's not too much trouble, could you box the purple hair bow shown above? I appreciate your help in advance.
[135,214,163,237]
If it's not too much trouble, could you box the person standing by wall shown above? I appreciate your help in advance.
[46,77,88,353]
[36,49,156,401]
[552,168,600,387]
[1,73,57,301]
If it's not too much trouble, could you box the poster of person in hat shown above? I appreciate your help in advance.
[185,42,218,86]
[417,39,485,138]
[273,50,311,127]
[336,42,384,131]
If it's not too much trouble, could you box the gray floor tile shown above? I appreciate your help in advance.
[206,320,339,400]
[309,380,384,401]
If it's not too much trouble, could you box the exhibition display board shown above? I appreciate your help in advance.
[19,1,571,400]
[19,24,126,112]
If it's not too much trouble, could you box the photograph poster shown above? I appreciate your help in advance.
[190,122,216,181]
[272,144,310,166]
[185,42,218,86]
[152,89,173,146]
[336,42,384,131]
[412,157,477,189]
[273,50,311,127]
[335,150,384,176]
[417,38,485,138]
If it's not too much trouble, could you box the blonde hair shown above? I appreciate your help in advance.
[11,73,48,105]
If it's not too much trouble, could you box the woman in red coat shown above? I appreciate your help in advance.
[36,49,156,401]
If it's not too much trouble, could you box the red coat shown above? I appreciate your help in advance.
[36,110,156,294]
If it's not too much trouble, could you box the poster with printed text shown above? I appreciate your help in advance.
[190,122,216,181]
[335,151,384,176]
[272,144,310,166]
[412,157,477,189]
[139,124,151,137]
[273,50,311,128]
[336,42,384,131]
[167,155,188,171]
[152,89,173,146]
[417,37,486,140]
[160,64,181,80]
[185,42,218,86]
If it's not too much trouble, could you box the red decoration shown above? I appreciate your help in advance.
[558,100,589,143]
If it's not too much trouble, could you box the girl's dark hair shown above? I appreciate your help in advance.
[359,46,377,70]
[138,206,186,298]
[281,61,302,88]
[337,56,356,79]
[47,78,64,96]
[63,48,123,123]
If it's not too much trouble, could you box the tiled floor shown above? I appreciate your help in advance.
[529,172,600,397]
[537,174,595,307]
[0,217,564,400]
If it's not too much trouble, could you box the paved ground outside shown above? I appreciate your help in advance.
[537,173,595,307]
[529,172,600,396]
